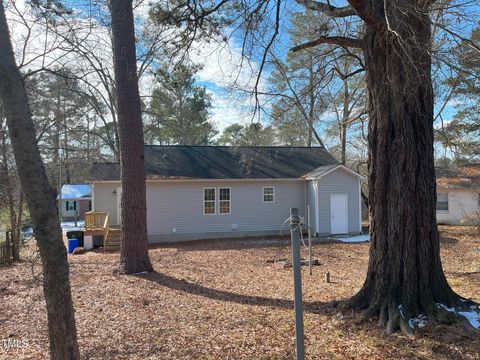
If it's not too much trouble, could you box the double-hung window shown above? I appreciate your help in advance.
[204,188,216,215]
[219,188,231,214]
[203,188,231,215]
[436,192,448,211]
[66,201,76,211]
[263,186,275,203]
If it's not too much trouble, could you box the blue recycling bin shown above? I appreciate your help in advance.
[68,238,80,254]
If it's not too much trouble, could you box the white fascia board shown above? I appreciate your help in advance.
[306,164,365,181]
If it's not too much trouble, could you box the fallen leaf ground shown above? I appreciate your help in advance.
[0,226,479,359]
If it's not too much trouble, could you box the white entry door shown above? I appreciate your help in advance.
[330,194,348,234]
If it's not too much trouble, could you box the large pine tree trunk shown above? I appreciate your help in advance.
[0,4,80,358]
[110,0,153,274]
[343,2,470,332]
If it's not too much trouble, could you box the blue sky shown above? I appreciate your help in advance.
[66,0,478,135]
[8,0,478,144]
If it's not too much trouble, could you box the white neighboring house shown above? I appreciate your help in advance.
[58,184,92,221]
[89,146,364,243]
[436,165,480,225]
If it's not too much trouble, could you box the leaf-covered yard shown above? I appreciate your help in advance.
[0,226,479,359]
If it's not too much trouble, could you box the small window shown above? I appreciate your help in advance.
[66,201,76,211]
[436,193,448,211]
[263,187,275,203]
[204,188,216,215]
[219,188,231,214]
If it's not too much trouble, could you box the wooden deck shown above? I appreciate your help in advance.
[84,211,121,250]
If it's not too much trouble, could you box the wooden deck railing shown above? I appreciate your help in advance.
[85,211,109,229]
[103,212,110,242]
[85,211,111,239]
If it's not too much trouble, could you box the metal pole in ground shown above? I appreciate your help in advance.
[289,208,305,360]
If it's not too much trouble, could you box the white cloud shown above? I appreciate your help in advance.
[5,1,267,135]
[209,93,254,132]
[192,37,261,90]
[187,35,269,132]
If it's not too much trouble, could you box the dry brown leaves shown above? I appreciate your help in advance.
[0,226,479,359]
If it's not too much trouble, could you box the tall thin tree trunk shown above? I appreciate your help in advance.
[340,79,349,165]
[110,0,153,274]
[343,2,467,332]
[307,59,315,147]
[86,115,91,162]
[1,124,19,260]
[63,105,71,184]
[0,4,80,358]
[15,189,24,246]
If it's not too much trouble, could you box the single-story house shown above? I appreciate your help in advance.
[58,184,92,221]
[436,164,480,225]
[89,146,364,243]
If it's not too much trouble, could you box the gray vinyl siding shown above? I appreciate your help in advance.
[305,180,317,232]
[145,180,305,237]
[92,182,119,225]
[317,168,361,234]
[92,170,361,241]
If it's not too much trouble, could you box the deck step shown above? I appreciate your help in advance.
[104,229,122,251]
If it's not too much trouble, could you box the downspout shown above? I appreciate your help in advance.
[304,180,307,221]
[358,179,362,233]
[91,182,95,211]
[312,179,320,234]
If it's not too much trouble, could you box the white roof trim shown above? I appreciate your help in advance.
[305,164,364,180]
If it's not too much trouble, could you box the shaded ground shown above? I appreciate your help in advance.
[0,226,479,359]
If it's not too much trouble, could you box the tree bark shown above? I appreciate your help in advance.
[342,2,470,332]
[110,0,153,274]
[340,79,349,165]
[0,3,80,359]
[307,58,315,147]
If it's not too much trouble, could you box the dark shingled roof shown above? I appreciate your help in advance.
[89,145,339,181]
[436,164,480,189]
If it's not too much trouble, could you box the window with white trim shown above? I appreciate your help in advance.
[436,192,448,211]
[203,188,216,215]
[66,201,76,211]
[219,188,231,214]
[263,186,275,203]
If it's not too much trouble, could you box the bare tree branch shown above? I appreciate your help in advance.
[291,36,363,52]
[294,0,357,18]
[435,22,480,54]
[253,0,281,111]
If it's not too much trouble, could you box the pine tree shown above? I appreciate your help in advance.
[148,65,217,145]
